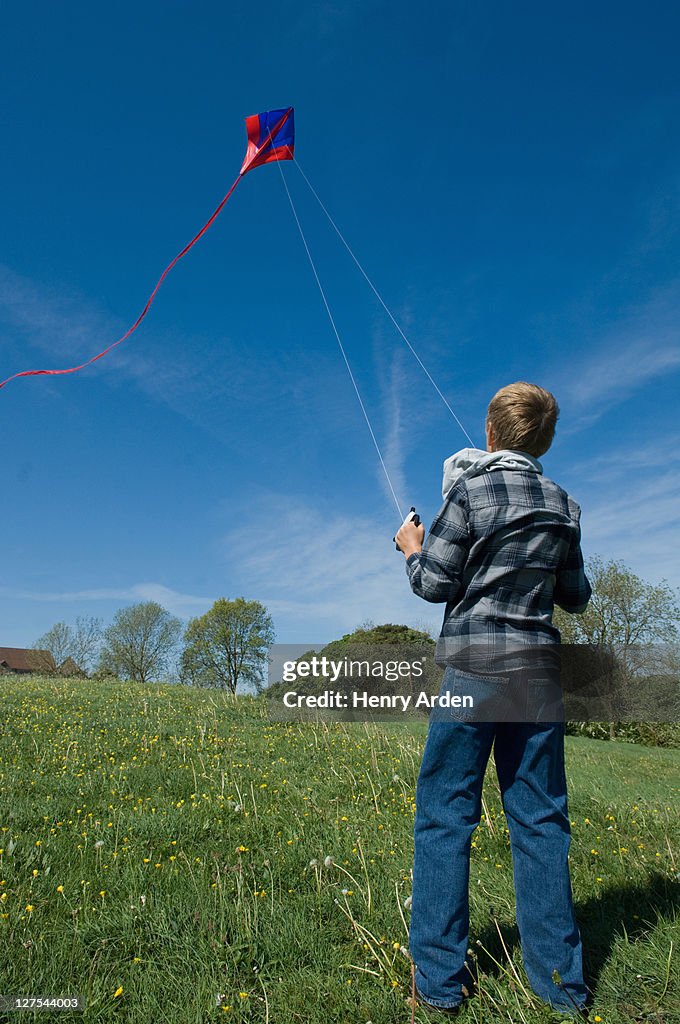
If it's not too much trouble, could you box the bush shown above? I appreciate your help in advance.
[566,721,680,748]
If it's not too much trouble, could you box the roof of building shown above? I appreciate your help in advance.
[0,647,57,672]
[59,656,85,675]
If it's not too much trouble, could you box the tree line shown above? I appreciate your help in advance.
[33,555,678,693]
[33,598,274,693]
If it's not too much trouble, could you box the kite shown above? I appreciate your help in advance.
[2,101,475,528]
[241,108,295,173]
[0,106,294,390]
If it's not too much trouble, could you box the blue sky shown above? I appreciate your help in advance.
[2,1,679,648]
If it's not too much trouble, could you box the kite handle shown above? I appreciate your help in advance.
[394,507,421,552]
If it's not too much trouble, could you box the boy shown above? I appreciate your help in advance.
[395,382,591,1017]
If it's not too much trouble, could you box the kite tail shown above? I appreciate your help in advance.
[0,172,244,390]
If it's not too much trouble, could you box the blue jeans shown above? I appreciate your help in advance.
[409,667,588,1013]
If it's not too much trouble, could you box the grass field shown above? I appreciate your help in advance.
[0,676,678,1023]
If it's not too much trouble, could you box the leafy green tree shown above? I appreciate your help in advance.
[99,602,182,684]
[181,598,274,693]
[267,622,438,702]
[332,623,435,647]
[555,556,680,740]
[554,555,679,645]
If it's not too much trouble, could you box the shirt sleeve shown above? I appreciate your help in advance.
[405,491,470,603]
[554,508,591,614]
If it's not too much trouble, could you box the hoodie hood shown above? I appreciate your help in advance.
[442,447,543,500]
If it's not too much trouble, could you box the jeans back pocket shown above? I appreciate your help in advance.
[436,668,510,722]
[527,678,565,722]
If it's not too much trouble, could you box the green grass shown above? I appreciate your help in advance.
[0,676,678,1023]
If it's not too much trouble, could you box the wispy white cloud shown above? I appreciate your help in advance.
[550,279,680,585]
[562,340,680,417]
[0,262,390,456]
[219,493,441,640]
[0,582,210,619]
[378,348,409,515]
[371,309,476,516]
[0,496,444,641]
[554,280,680,431]
[0,263,231,407]
[572,440,680,587]
[572,434,680,482]
[0,262,326,447]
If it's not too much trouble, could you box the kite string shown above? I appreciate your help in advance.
[0,173,244,389]
[292,158,477,449]
[273,161,405,521]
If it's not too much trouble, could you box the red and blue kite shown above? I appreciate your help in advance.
[0,106,294,390]
[241,107,294,174]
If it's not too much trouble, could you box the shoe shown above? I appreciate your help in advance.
[407,962,472,1019]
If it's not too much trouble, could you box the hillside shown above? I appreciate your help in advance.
[0,676,678,1022]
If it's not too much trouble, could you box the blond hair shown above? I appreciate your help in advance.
[486,382,559,457]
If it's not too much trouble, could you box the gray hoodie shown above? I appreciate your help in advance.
[442,446,543,500]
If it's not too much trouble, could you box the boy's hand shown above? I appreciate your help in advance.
[395,520,425,559]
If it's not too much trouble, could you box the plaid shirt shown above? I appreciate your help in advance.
[406,460,591,667]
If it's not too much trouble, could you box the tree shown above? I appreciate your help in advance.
[554,555,679,646]
[554,556,680,738]
[181,598,274,693]
[99,602,182,684]
[332,623,436,647]
[33,616,102,675]
[267,622,438,702]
